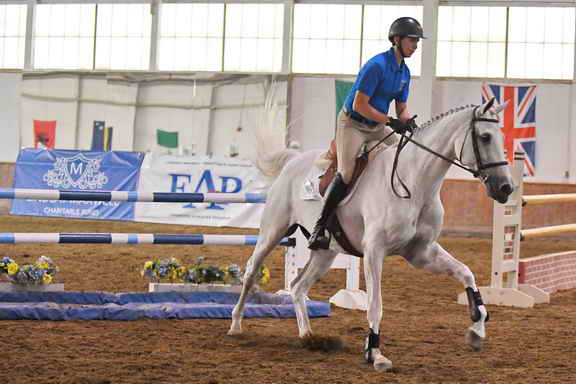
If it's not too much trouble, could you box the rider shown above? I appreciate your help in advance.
[308,17,426,250]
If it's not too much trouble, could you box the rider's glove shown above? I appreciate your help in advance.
[406,115,418,131]
[387,118,411,134]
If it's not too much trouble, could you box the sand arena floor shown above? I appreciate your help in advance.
[0,216,574,384]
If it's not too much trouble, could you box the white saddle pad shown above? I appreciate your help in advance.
[299,152,362,204]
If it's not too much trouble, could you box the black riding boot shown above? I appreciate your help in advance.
[308,173,348,250]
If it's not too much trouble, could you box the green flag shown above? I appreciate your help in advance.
[157,129,179,148]
[335,80,354,117]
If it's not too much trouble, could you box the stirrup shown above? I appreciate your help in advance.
[308,230,331,250]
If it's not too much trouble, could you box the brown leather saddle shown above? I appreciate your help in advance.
[317,140,368,257]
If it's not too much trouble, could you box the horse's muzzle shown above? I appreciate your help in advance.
[485,176,514,204]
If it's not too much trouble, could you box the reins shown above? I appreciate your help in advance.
[365,107,507,199]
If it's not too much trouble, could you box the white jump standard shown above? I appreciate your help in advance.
[461,151,576,308]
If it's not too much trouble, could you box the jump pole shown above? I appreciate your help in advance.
[0,233,294,246]
[2,188,366,308]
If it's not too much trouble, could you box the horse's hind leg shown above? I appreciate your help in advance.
[228,208,291,336]
[290,249,337,337]
[406,242,489,351]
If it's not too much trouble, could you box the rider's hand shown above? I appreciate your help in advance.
[387,118,411,134]
[406,116,418,132]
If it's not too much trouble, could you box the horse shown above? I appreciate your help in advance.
[228,97,514,371]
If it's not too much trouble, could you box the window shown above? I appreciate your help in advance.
[0,4,26,69]
[362,5,423,76]
[95,4,151,70]
[437,6,574,80]
[292,4,362,74]
[437,6,506,78]
[34,4,95,69]
[224,3,284,72]
[507,7,575,80]
[159,3,224,71]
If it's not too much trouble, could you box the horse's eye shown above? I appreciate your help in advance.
[480,133,491,143]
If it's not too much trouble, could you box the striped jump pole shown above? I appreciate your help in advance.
[0,188,266,204]
[0,233,294,246]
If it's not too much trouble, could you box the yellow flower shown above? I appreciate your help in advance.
[259,266,270,285]
[43,273,53,284]
[144,261,153,270]
[7,262,19,275]
[38,262,50,270]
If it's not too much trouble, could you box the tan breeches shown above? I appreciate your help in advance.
[336,110,399,184]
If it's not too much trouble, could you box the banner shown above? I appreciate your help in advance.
[11,149,144,220]
[33,120,56,149]
[135,153,266,228]
[157,129,179,148]
[91,121,113,151]
[481,83,537,176]
[335,80,354,116]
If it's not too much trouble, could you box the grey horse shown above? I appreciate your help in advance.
[229,97,513,371]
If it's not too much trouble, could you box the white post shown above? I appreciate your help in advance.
[457,151,549,308]
[279,231,367,310]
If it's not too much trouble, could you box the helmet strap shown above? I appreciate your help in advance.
[394,37,409,59]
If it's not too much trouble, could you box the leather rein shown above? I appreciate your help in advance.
[366,106,509,199]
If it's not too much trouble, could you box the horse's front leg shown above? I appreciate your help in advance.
[363,246,393,372]
[406,242,489,351]
[290,249,337,337]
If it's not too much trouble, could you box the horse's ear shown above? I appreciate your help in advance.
[494,100,509,115]
[482,97,496,114]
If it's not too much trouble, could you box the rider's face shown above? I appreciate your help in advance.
[399,37,419,57]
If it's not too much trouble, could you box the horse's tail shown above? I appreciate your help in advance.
[255,149,300,181]
[251,79,300,182]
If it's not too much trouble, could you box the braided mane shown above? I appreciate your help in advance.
[413,104,477,136]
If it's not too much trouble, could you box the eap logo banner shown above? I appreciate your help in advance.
[135,153,267,228]
[11,149,144,220]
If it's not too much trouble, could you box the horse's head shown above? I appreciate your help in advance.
[456,98,514,204]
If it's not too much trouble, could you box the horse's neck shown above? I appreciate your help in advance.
[393,111,468,197]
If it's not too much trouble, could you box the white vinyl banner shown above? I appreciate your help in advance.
[135,153,267,228]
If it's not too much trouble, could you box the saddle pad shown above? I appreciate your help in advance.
[300,158,366,206]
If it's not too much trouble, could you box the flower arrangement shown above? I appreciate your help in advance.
[141,258,186,282]
[141,257,270,286]
[0,256,58,285]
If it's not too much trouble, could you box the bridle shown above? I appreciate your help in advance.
[367,106,509,198]
[459,106,509,179]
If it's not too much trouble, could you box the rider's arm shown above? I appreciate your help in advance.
[352,91,392,124]
[395,102,411,122]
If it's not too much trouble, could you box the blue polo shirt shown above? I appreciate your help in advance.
[343,48,411,124]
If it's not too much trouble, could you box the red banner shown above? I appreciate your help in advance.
[33,120,56,149]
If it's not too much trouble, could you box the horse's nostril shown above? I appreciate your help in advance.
[500,184,513,195]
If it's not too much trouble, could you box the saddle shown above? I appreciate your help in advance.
[318,140,368,257]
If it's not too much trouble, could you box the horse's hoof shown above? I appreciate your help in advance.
[227,323,242,336]
[465,328,483,351]
[373,356,393,372]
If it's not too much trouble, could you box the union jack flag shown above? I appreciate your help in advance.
[481,83,537,176]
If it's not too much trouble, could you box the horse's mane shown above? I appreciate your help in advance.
[412,104,477,137]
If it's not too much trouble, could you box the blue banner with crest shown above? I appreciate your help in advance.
[11,149,144,220]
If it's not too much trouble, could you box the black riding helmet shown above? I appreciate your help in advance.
[388,17,426,44]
